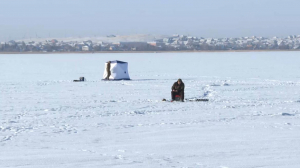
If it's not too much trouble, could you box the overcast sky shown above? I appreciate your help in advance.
[0,0,300,41]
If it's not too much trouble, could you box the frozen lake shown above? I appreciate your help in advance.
[1,52,300,168]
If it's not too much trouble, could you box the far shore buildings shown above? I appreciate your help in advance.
[1,35,300,52]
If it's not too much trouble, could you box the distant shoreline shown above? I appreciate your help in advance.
[1,50,300,54]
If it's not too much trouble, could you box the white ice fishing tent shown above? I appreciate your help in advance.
[103,60,130,80]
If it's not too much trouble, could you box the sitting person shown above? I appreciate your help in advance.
[171,78,185,102]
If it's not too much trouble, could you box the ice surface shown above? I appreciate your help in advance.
[1,52,300,168]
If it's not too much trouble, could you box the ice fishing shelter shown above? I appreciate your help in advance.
[103,60,130,80]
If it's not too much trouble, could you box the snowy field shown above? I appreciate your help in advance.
[1,52,300,168]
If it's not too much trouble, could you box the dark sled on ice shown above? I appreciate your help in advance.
[73,77,85,82]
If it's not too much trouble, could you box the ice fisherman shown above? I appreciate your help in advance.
[105,61,111,80]
[171,78,185,102]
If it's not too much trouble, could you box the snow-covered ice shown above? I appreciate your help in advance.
[1,52,300,168]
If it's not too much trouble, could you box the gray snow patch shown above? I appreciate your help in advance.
[281,113,295,116]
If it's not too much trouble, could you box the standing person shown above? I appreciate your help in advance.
[171,78,185,102]
[105,61,111,80]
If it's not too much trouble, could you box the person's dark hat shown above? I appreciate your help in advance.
[178,78,182,82]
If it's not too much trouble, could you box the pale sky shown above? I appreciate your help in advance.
[0,0,300,41]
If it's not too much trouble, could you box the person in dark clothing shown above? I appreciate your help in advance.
[171,78,185,102]
[105,61,111,80]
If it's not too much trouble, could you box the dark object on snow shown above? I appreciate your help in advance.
[171,79,185,101]
[195,99,209,101]
[73,77,85,82]
[282,113,294,116]
[162,98,208,102]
